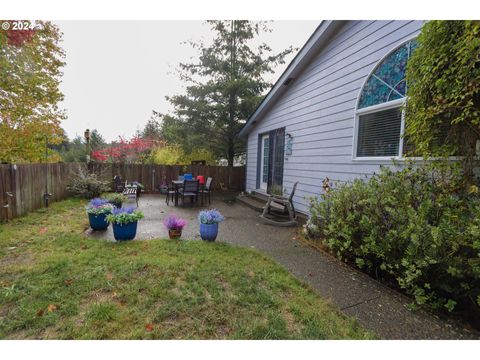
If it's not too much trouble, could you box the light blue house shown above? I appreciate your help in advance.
[239,20,424,214]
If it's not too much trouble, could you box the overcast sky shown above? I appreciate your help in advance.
[57,21,319,142]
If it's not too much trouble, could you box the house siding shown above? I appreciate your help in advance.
[245,20,424,214]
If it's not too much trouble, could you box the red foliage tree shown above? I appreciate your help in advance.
[91,136,161,163]
[0,21,36,46]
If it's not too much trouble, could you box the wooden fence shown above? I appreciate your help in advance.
[0,163,245,222]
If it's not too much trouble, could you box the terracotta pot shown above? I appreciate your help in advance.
[168,229,182,239]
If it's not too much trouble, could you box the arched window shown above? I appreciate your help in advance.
[354,39,417,159]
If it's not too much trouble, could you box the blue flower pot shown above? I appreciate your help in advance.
[200,223,218,242]
[112,221,138,241]
[88,213,109,231]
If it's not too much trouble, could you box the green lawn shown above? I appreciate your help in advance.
[0,199,372,339]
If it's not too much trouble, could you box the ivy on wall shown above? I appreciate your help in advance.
[405,20,480,184]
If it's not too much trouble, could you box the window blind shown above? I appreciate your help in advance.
[357,107,402,157]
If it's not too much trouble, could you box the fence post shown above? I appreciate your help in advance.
[13,164,21,218]
[151,165,155,193]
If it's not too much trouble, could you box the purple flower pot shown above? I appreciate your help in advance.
[112,221,138,241]
[88,213,109,231]
[200,223,218,242]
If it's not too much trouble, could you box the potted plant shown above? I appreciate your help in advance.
[106,193,127,208]
[158,178,169,194]
[269,185,283,196]
[106,207,144,241]
[198,209,225,242]
[86,198,113,231]
[163,215,187,239]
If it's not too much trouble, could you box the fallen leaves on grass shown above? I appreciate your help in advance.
[36,309,44,317]
[39,227,48,234]
[105,273,114,281]
[64,279,73,286]
[47,304,58,313]
[145,323,154,332]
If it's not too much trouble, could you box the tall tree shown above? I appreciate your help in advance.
[161,21,294,166]
[90,129,107,151]
[142,111,163,140]
[0,21,65,163]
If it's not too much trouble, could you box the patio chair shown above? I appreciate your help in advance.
[178,179,199,207]
[122,184,139,207]
[113,175,124,193]
[199,176,213,205]
[165,183,176,205]
[259,182,298,227]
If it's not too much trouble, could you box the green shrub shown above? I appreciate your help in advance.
[66,166,110,199]
[306,163,480,319]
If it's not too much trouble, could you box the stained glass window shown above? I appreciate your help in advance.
[358,39,417,109]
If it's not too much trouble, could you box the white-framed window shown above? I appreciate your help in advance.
[353,38,417,160]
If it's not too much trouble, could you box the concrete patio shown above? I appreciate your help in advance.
[87,193,479,339]
[87,192,293,243]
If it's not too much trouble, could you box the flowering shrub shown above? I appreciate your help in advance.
[198,209,225,224]
[85,198,113,215]
[306,163,480,321]
[106,207,144,225]
[163,215,187,230]
[67,166,110,199]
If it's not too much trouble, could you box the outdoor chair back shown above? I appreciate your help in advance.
[199,177,213,205]
[288,182,298,203]
[183,179,199,193]
[122,184,139,207]
[179,179,200,207]
[205,177,213,190]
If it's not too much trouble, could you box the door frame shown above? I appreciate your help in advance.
[259,133,270,190]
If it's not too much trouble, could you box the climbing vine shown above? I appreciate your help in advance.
[405,20,480,184]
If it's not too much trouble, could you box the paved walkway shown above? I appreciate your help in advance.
[89,193,479,339]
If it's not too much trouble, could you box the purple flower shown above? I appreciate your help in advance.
[112,206,135,215]
[198,209,225,224]
[88,198,109,208]
[86,198,113,215]
[163,215,187,230]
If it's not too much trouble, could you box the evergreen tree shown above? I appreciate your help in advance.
[160,21,294,165]
[142,111,163,140]
[90,129,107,151]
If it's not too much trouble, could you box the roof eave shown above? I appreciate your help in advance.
[238,20,343,138]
